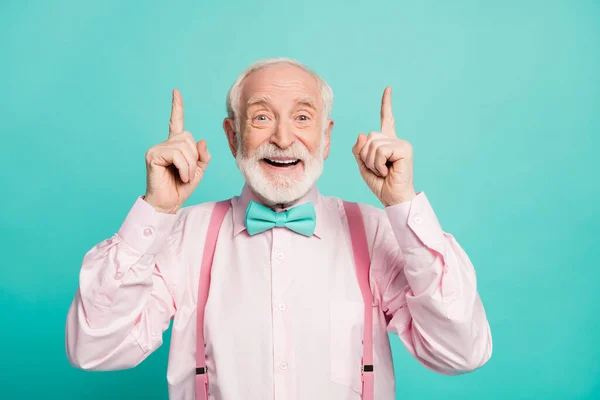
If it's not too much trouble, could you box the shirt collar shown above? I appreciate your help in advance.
[231,183,324,239]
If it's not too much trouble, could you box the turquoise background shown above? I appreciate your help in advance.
[1,0,599,399]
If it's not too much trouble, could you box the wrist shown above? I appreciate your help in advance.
[382,190,417,207]
[142,195,179,215]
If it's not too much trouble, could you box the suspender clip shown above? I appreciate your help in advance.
[196,367,207,375]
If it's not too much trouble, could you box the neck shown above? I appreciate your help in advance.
[258,194,298,212]
[247,187,304,212]
[273,202,293,212]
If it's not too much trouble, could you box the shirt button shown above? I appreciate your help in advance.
[278,303,286,311]
[277,252,284,260]
[114,272,123,280]
[414,216,422,224]
[143,228,153,237]
[279,361,288,370]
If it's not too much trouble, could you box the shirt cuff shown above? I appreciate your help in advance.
[385,191,445,249]
[117,196,180,255]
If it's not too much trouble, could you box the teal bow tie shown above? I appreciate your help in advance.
[244,201,316,237]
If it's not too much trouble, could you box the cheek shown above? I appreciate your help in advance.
[241,128,270,155]
[299,132,323,154]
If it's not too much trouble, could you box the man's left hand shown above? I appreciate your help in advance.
[352,87,417,206]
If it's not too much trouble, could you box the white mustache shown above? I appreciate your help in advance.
[251,142,310,161]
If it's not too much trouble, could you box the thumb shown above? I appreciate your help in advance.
[352,133,371,177]
[196,140,211,169]
[352,133,368,159]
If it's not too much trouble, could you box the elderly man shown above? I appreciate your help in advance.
[65,58,492,400]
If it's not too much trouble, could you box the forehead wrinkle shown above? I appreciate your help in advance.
[245,75,318,94]
[246,93,273,107]
[241,72,322,116]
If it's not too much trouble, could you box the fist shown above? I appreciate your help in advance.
[352,87,416,206]
[144,89,211,214]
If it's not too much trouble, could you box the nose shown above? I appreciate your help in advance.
[269,120,295,149]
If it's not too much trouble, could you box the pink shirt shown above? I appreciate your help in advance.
[65,184,492,400]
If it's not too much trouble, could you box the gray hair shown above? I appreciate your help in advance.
[226,58,334,130]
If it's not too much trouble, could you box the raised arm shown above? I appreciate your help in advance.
[65,89,211,370]
[65,197,180,370]
[371,194,492,374]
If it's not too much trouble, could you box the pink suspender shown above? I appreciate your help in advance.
[195,200,231,400]
[343,201,374,400]
[194,200,374,400]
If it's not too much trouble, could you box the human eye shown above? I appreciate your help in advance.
[250,113,273,127]
[295,111,313,123]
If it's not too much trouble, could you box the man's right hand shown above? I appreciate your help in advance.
[144,89,211,214]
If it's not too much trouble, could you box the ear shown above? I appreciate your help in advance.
[223,118,238,157]
[323,118,334,160]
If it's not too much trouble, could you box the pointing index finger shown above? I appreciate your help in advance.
[169,89,184,137]
[380,86,396,136]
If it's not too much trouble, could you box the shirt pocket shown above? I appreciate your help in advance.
[329,298,364,394]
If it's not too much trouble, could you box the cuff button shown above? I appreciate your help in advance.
[143,228,153,237]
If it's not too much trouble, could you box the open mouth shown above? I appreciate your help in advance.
[263,158,301,167]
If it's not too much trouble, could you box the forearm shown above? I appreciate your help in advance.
[384,192,492,374]
[396,241,492,374]
[65,197,180,371]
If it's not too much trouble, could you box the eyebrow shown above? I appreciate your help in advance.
[245,95,318,110]
[294,96,318,110]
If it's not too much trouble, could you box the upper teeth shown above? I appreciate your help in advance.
[268,159,297,164]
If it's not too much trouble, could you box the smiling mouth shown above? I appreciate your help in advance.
[263,158,301,167]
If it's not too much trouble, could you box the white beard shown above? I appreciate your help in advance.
[235,136,325,205]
